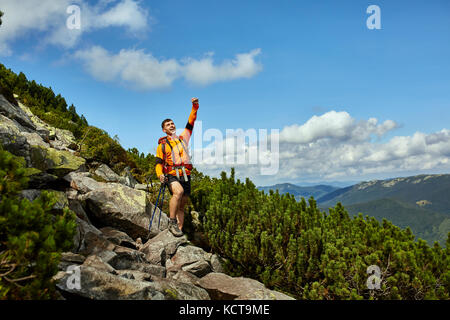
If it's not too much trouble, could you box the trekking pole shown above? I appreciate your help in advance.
[157,182,166,229]
[149,182,164,232]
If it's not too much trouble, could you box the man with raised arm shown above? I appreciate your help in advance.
[155,98,199,237]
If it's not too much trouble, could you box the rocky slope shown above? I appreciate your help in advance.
[0,94,294,300]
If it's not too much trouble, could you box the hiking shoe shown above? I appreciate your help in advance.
[168,219,183,237]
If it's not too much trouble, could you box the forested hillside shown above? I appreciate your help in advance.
[316,175,450,245]
[193,169,449,299]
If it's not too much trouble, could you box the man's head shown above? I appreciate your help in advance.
[162,118,176,135]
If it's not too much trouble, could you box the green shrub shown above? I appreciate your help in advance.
[202,169,449,300]
[0,149,77,299]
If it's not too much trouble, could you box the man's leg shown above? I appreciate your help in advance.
[169,181,184,219]
[176,195,189,230]
[168,181,184,236]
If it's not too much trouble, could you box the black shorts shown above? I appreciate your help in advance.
[167,174,191,196]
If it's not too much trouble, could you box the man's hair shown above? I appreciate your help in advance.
[161,118,173,129]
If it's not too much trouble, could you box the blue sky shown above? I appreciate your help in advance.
[1,0,450,185]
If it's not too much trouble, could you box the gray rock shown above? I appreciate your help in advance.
[114,246,146,264]
[78,229,115,257]
[148,278,211,300]
[181,260,211,277]
[168,245,212,278]
[0,114,31,163]
[100,227,136,248]
[210,254,225,273]
[94,164,121,182]
[109,259,166,279]
[79,183,168,240]
[116,270,153,282]
[134,183,150,192]
[0,94,36,131]
[169,270,200,285]
[29,145,86,177]
[63,172,103,194]
[82,255,117,274]
[197,273,295,300]
[56,266,165,300]
[61,252,86,264]
[139,229,188,261]
[138,239,166,266]
[120,167,137,188]
[21,131,49,148]
[68,199,92,224]
[58,252,86,272]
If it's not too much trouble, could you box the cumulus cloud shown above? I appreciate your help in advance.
[192,112,450,185]
[73,46,180,89]
[279,111,399,144]
[0,0,149,55]
[182,49,263,86]
[73,46,263,89]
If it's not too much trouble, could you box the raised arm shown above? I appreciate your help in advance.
[180,98,199,144]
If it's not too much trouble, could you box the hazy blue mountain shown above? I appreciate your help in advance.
[294,180,361,188]
[317,174,450,214]
[257,183,339,200]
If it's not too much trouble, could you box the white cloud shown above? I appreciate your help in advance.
[192,112,450,185]
[0,0,149,55]
[279,111,399,144]
[182,49,263,86]
[73,46,263,89]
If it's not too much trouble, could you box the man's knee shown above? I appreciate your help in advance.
[170,183,184,199]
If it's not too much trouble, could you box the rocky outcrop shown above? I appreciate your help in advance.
[1,93,295,301]
[197,273,295,300]
[0,94,36,131]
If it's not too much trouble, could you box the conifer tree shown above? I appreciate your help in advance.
[0,149,77,299]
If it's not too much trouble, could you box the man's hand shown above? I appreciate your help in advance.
[159,174,167,183]
[192,97,199,104]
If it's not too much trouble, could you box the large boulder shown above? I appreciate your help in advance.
[0,94,36,131]
[0,114,31,163]
[17,100,77,150]
[82,255,117,274]
[79,183,168,240]
[166,245,212,278]
[94,164,122,183]
[147,277,211,300]
[197,273,295,300]
[63,172,103,194]
[109,259,166,279]
[139,229,188,264]
[100,227,136,249]
[55,265,210,300]
[30,145,85,177]
[55,266,165,300]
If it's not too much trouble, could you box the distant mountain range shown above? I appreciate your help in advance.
[257,183,339,201]
[259,174,450,245]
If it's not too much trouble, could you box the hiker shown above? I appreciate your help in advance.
[155,97,199,237]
